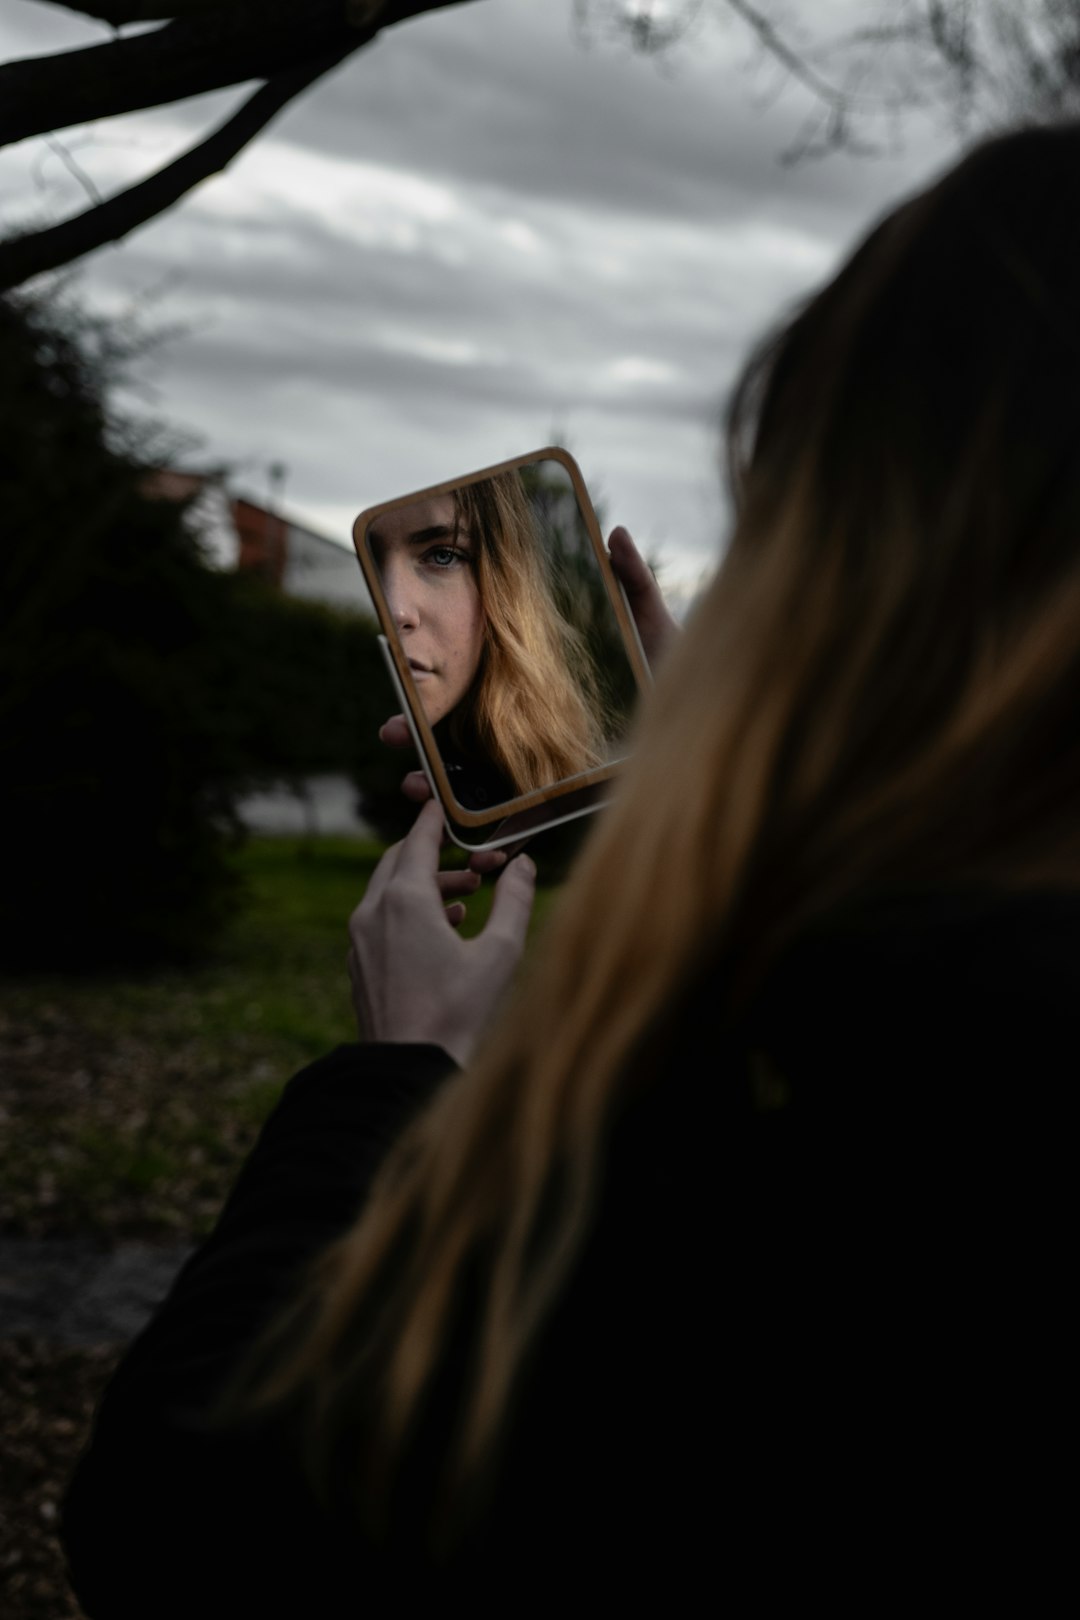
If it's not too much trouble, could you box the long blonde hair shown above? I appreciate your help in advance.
[237,123,1080,1537]
[448,470,608,794]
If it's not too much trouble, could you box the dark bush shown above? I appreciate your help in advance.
[1,294,249,968]
[0,293,393,968]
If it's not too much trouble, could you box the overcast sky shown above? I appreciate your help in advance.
[1,0,963,604]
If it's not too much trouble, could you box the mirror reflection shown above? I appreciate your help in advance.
[364,456,642,816]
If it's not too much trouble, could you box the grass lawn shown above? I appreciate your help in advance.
[0,836,560,1245]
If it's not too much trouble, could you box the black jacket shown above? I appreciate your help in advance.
[62,888,1078,1612]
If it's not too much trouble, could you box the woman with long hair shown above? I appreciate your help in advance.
[369,467,611,810]
[64,122,1077,1612]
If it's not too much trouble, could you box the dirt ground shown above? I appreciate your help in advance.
[0,1237,192,1619]
[1,1338,123,1618]
[0,831,373,1617]
[0,992,231,1620]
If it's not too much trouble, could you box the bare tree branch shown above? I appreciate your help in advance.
[0,48,349,289]
[44,135,105,205]
[35,0,228,22]
[1,4,344,148]
[581,0,1080,141]
[14,0,1080,294]
[0,0,479,150]
[720,0,851,106]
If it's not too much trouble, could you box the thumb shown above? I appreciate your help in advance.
[482,853,536,953]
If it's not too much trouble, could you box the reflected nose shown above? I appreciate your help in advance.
[382,557,419,631]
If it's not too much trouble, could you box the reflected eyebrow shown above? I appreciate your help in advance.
[367,522,469,561]
[407,525,456,545]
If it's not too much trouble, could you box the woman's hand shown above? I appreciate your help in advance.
[347,799,536,1067]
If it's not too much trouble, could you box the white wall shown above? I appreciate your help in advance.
[280,522,374,615]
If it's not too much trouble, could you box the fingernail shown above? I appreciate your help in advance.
[517,854,536,878]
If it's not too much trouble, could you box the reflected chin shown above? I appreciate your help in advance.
[416,684,447,727]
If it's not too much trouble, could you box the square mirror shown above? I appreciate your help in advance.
[352,447,652,851]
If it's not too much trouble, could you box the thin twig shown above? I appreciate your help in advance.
[44,136,104,206]
[0,50,349,289]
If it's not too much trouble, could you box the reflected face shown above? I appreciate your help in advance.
[368,494,485,727]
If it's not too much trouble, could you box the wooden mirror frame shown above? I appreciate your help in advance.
[352,446,652,844]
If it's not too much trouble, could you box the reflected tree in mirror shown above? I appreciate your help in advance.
[519,458,640,749]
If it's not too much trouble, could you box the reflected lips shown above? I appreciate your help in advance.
[407,658,434,678]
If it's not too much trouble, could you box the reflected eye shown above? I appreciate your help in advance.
[423,545,470,569]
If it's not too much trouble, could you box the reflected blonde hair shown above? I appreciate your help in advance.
[448,471,606,793]
[236,125,1080,1540]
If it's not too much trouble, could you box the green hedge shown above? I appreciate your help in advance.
[0,293,407,967]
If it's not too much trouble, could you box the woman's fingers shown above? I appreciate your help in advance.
[352,829,404,913]
[484,853,536,953]
[379,715,413,749]
[607,524,680,668]
[607,524,657,597]
[346,803,537,1066]
[378,715,434,803]
[402,770,433,804]
[393,796,446,881]
[353,798,441,919]
[467,848,508,876]
[437,869,482,900]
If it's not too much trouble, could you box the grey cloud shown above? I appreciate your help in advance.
[283,2,952,237]
[1,1,950,244]
[2,0,957,590]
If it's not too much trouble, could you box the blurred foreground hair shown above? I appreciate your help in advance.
[231,123,1080,1542]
